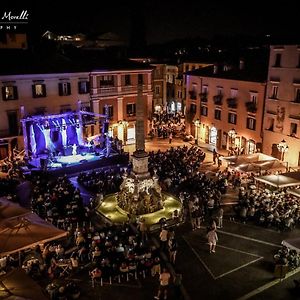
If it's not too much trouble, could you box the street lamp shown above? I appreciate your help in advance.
[277,139,289,161]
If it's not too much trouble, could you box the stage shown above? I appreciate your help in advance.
[22,152,129,176]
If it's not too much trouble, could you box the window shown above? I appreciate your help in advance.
[295,88,300,103]
[125,75,131,86]
[32,84,46,98]
[155,86,160,95]
[190,104,197,114]
[271,85,278,99]
[202,85,208,94]
[103,105,113,117]
[99,75,114,87]
[201,106,208,116]
[58,82,71,96]
[7,110,18,136]
[78,81,89,94]
[228,113,237,124]
[250,92,257,104]
[2,86,18,100]
[230,88,238,98]
[290,123,298,137]
[274,53,281,67]
[214,109,221,120]
[138,74,143,84]
[177,91,182,98]
[247,117,256,130]
[126,103,136,116]
[217,86,223,95]
[266,117,274,131]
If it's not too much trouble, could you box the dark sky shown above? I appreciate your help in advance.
[4,0,299,44]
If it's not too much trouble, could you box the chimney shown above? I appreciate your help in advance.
[239,59,245,70]
[213,64,218,74]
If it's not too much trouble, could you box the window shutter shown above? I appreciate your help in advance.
[67,82,71,95]
[32,85,37,98]
[58,83,63,96]
[13,86,18,100]
[2,87,6,100]
[42,84,47,97]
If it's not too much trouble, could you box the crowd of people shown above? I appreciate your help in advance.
[235,187,300,231]
[149,112,185,140]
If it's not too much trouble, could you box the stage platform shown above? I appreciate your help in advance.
[22,152,129,177]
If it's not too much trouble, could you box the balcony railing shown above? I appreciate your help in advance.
[189,90,197,100]
[199,92,208,102]
[227,98,237,109]
[213,95,223,105]
[245,101,257,113]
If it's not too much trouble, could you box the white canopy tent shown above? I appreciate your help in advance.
[254,172,300,189]
[221,153,286,173]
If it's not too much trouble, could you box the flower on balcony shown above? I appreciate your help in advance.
[245,101,257,113]
[227,98,237,108]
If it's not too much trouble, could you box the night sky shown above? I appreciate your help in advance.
[3,0,299,44]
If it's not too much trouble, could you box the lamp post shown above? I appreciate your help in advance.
[228,128,237,152]
[277,139,289,161]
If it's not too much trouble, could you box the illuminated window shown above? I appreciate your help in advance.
[228,113,237,124]
[78,81,89,94]
[230,88,238,98]
[126,103,136,116]
[32,83,46,98]
[246,117,256,130]
[103,105,113,117]
[2,86,18,101]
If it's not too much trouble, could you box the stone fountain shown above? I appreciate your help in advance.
[96,84,182,226]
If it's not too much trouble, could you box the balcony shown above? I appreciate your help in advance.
[245,101,257,113]
[189,90,197,100]
[227,98,237,109]
[199,92,208,102]
[213,95,223,105]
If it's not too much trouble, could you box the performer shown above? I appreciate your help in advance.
[72,144,77,156]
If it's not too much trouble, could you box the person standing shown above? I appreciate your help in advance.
[169,133,173,144]
[154,267,171,300]
[206,228,218,253]
[216,207,224,228]
[159,226,169,252]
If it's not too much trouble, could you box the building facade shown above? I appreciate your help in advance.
[90,69,153,145]
[263,45,300,168]
[185,64,267,154]
[0,72,90,158]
